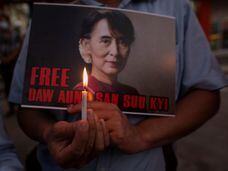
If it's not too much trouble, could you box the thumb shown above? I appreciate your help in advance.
[67,104,82,114]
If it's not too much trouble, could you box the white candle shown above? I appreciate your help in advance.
[81,67,88,119]
[81,90,87,120]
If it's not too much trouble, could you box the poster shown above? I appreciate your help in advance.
[22,3,176,117]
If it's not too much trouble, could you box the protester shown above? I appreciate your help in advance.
[9,0,227,171]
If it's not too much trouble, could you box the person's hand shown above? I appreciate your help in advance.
[68,102,146,154]
[44,110,110,169]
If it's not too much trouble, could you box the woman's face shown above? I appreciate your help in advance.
[87,19,130,81]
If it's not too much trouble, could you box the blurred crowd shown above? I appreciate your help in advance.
[0,3,29,116]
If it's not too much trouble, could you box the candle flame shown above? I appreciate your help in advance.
[83,67,88,88]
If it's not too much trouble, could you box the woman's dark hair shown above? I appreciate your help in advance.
[80,10,135,45]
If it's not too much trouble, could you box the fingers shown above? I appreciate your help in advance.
[47,122,73,164]
[46,120,88,168]
[45,121,73,143]
[88,107,120,121]
[67,101,122,128]
[67,104,81,114]
[100,119,110,147]
[87,101,119,111]
[51,121,75,137]
[67,101,120,115]
[94,115,105,153]
[92,109,123,125]
[87,112,110,161]
[57,115,100,169]
[55,121,89,168]
[82,109,96,158]
[91,109,129,148]
[70,121,89,157]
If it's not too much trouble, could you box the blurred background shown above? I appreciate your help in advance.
[0,0,227,171]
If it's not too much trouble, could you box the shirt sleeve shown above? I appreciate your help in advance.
[8,22,31,104]
[0,116,23,171]
[180,0,228,95]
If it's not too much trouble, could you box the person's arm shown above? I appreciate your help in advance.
[68,89,220,154]
[17,108,56,143]
[119,89,220,153]
[130,89,220,152]
[0,115,23,171]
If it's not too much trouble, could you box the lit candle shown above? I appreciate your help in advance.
[82,67,88,120]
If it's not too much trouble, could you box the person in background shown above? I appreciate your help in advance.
[0,112,23,171]
[9,0,228,171]
[0,12,22,116]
